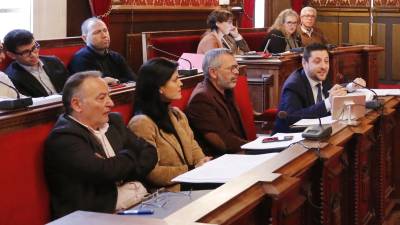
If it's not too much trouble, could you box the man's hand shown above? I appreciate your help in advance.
[329,84,347,104]
[195,156,212,168]
[103,76,119,85]
[352,77,366,88]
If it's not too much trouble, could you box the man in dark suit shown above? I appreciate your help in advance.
[4,29,69,97]
[68,17,136,84]
[185,48,247,157]
[44,71,157,219]
[274,43,365,132]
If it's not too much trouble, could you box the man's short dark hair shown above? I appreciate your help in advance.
[3,29,34,53]
[303,43,329,62]
[62,71,102,114]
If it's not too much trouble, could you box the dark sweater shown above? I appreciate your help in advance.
[68,46,136,82]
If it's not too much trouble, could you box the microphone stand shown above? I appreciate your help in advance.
[147,45,198,77]
[0,80,33,110]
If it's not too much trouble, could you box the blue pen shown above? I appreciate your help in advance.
[117,208,154,215]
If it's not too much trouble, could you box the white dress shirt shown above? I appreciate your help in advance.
[19,60,57,95]
[68,115,148,210]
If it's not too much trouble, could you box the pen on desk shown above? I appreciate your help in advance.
[117,208,154,215]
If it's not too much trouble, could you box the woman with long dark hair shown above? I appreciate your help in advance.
[128,57,211,191]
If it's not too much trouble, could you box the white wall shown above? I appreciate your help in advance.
[33,0,67,39]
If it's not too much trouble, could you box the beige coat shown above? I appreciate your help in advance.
[128,107,205,191]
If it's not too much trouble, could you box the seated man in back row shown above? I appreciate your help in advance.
[4,29,70,97]
[274,43,365,133]
[185,48,248,157]
[69,17,136,84]
[44,71,157,219]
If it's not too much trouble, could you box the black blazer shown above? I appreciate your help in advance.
[5,56,70,97]
[274,68,331,133]
[44,113,157,219]
[260,29,302,53]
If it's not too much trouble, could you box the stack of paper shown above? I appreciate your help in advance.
[31,94,62,107]
[292,115,335,126]
[171,153,278,183]
[241,132,304,151]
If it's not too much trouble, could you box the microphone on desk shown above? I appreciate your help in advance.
[351,80,383,110]
[269,34,304,53]
[147,45,198,77]
[301,116,333,140]
[337,73,383,110]
[278,110,332,140]
[0,80,33,110]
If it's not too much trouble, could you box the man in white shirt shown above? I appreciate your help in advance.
[275,43,365,132]
[44,71,157,219]
[4,29,69,97]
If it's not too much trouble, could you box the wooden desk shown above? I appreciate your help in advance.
[238,45,384,110]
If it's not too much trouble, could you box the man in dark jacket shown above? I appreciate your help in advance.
[274,43,365,132]
[4,29,69,97]
[44,71,157,219]
[185,48,247,157]
[68,17,136,83]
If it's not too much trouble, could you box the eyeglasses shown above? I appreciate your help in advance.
[221,64,240,73]
[285,21,298,26]
[14,41,40,57]
[138,188,192,209]
[302,15,316,18]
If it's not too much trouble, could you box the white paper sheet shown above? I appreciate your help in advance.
[372,89,400,96]
[31,94,62,107]
[241,133,304,150]
[171,153,278,183]
[293,115,335,126]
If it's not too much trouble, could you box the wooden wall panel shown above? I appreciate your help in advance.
[392,24,400,80]
[316,22,342,44]
[375,23,386,80]
[315,9,400,83]
[349,23,370,45]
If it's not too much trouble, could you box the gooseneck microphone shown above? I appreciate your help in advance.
[301,115,332,140]
[270,34,304,53]
[351,80,383,110]
[147,45,198,77]
[0,80,33,110]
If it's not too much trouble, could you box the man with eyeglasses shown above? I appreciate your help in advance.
[3,29,69,97]
[68,17,136,84]
[185,48,248,157]
[300,7,327,46]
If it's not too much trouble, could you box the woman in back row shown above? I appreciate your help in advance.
[197,9,250,55]
[261,9,302,54]
[128,57,211,192]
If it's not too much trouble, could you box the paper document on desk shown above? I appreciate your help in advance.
[293,115,335,126]
[369,89,400,96]
[346,90,374,101]
[171,153,278,183]
[31,94,62,107]
[241,133,303,150]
